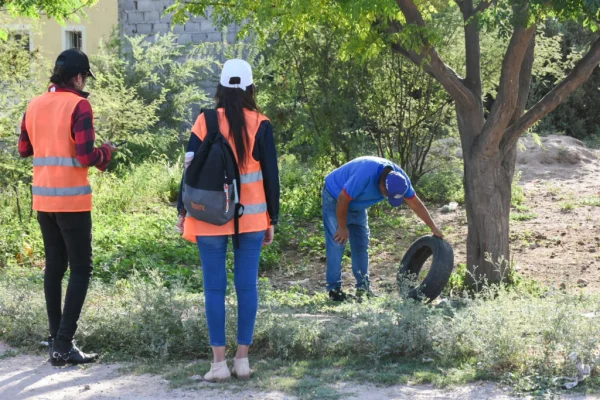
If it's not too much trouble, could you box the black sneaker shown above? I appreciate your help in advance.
[51,340,99,366]
[328,288,348,302]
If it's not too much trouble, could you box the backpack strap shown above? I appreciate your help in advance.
[202,109,220,141]
[203,108,245,249]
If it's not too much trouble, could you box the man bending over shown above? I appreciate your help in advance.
[322,156,443,301]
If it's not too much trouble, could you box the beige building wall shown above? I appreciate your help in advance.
[4,0,118,60]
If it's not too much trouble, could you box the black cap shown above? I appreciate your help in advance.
[54,49,96,80]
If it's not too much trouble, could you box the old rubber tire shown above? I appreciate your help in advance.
[397,235,454,301]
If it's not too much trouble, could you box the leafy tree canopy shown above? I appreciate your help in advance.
[0,0,97,39]
[169,0,599,58]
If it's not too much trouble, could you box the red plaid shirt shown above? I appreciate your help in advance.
[19,85,112,171]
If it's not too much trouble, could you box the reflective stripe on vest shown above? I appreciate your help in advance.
[240,171,263,184]
[33,157,83,168]
[243,202,267,215]
[32,186,92,197]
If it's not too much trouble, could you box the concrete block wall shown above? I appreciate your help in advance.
[118,0,245,125]
[119,0,240,46]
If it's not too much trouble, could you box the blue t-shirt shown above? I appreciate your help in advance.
[324,156,415,211]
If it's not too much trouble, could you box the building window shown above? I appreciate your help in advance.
[65,30,83,50]
[9,31,31,52]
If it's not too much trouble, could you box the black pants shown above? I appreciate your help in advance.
[37,211,93,348]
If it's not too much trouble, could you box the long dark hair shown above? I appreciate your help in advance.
[50,65,77,88]
[215,83,259,168]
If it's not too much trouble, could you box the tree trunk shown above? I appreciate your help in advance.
[463,137,517,287]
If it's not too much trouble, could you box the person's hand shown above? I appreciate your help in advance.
[176,214,185,233]
[334,226,350,245]
[432,226,444,239]
[104,141,118,153]
[263,226,275,246]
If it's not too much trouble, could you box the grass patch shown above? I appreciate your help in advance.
[119,356,462,399]
[1,269,600,396]
[560,202,576,212]
[510,212,538,222]
[580,197,600,207]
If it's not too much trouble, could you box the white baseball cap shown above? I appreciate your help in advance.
[220,59,253,89]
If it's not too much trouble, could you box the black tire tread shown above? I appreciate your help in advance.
[398,235,454,301]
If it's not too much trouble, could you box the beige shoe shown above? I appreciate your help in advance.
[204,360,231,382]
[232,358,251,380]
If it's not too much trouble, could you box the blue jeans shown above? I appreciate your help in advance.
[322,187,370,291]
[196,231,266,347]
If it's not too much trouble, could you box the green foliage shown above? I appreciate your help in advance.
[511,171,526,207]
[0,32,47,206]
[279,154,330,219]
[88,62,163,143]
[0,0,96,25]
[256,26,369,165]
[92,34,217,131]
[528,21,600,141]
[359,49,453,183]
[416,155,464,204]
[510,212,537,221]
[2,270,600,394]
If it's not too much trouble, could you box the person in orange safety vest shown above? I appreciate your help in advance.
[176,59,280,382]
[18,49,117,366]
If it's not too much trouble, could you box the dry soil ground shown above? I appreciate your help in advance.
[267,135,600,295]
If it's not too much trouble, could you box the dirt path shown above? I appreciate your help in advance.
[1,344,597,400]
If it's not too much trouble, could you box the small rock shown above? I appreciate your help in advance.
[190,375,202,381]
[561,232,567,236]
[81,385,90,392]
[342,272,352,279]
[577,279,588,287]
[289,278,310,286]
[441,202,458,213]
[560,282,567,290]
[589,247,597,253]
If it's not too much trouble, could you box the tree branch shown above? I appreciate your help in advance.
[474,0,495,14]
[502,36,600,151]
[509,33,535,125]
[477,23,536,155]
[463,0,482,99]
[394,0,477,108]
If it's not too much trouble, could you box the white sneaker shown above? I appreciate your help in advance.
[232,358,251,380]
[204,360,231,382]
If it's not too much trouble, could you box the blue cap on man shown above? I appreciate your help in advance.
[386,172,409,207]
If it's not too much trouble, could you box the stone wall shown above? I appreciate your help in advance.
[119,0,240,46]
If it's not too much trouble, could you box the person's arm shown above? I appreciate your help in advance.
[18,113,34,158]
[177,132,202,216]
[404,195,444,238]
[254,121,280,226]
[334,190,352,244]
[72,100,114,171]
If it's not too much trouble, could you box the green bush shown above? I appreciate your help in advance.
[92,33,216,131]
[279,154,330,220]
[416,156,464,204]
[2,269,599,393]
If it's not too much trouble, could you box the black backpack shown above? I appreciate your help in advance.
[183,109,245,245]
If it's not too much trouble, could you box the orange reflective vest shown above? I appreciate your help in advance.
[26,91,92,212]
[183,109,271,241]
